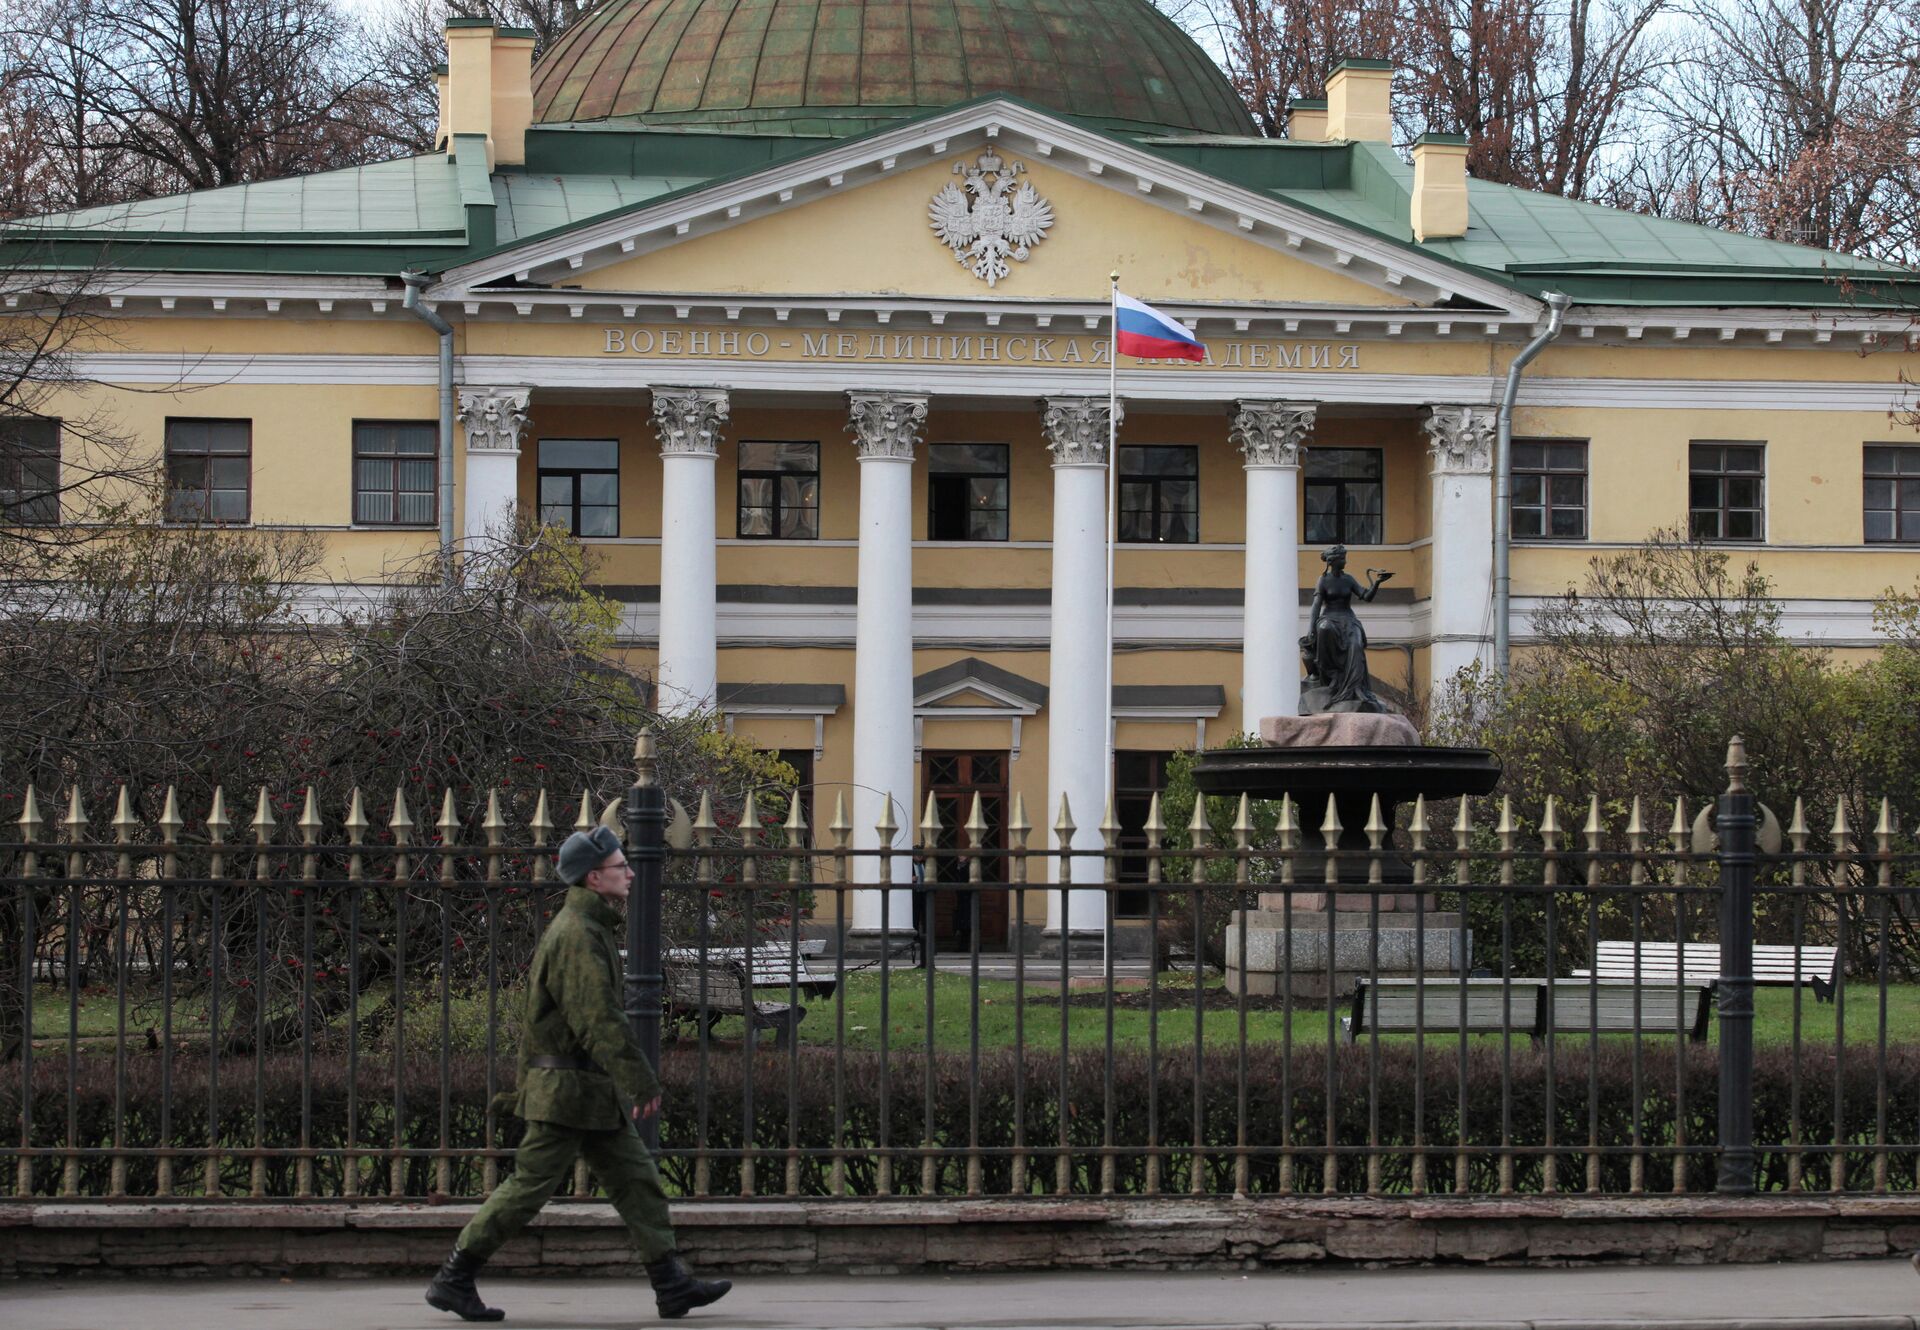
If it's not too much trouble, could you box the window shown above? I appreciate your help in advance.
[927,443,1008,540]
[1511,440,1588,540]
[1689,442,1764,541]
[1864,446,1920,543]
[353,421,436,526]
[1304,448,1383,545]
[1118,445,1198,543]
[164,418,250,522]
[0,418,59,525]
[538,438,618,537]
[1113,750,1173,916]
[772,749,815,838]
[737,441,818,539]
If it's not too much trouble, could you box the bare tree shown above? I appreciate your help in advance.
[0,517,798,1059]
[1204,0,1401,137]
[1396,0,1672,196]
[4,0,408,202]
[1627,0,1920,259]
[1195,0,1668,200]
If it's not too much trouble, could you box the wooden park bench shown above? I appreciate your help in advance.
[1346,976,1717,1044]
[1539,979,1715,1043]
[657,941,837,1049]
[1344,977,1543,1044]
[1572,940,1839,1002]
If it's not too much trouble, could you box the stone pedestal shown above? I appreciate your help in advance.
[1224,907,1468,1000]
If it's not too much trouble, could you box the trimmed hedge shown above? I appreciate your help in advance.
[3,1041,1914,1199]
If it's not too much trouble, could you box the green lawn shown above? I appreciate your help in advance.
[29,974,1920,1055]
[707,972,1920,1054]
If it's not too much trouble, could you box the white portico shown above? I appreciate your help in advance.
[416,93,1565,952]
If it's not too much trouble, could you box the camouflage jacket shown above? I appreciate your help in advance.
[509,886,662,1130]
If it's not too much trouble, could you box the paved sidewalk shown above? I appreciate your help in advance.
[6,1261,1919,1330]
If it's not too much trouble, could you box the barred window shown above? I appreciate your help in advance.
[1689,442,1764,542]
[928,443,1008,541]
[0,417,59,525]
[353,421,437,526]
[1118,445,1198,543]
[1864,445,1920,544]
[165,418,251,523]
[1511,440,1588,540]
[738,441,819,539]
[538,438,619,537]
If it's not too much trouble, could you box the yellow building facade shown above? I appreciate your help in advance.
[7,7,1919,951]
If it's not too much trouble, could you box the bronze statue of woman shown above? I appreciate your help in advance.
[1301,545,1394,713]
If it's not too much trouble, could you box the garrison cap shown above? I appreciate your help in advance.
[556,825,622,885]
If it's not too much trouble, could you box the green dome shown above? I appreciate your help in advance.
[530,0,1258,138]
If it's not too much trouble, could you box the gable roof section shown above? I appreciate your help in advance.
[436,99,1522,314]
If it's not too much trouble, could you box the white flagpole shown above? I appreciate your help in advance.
[1104,272,1119,821]
[1104,272,1119,977]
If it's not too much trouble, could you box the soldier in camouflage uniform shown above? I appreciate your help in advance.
[426,825,732,1322]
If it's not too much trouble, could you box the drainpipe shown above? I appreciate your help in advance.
[401,270,456,582]
[1494,290,1571,679]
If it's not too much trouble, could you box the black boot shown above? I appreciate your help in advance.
[426,1246,506,1322]
[646,1251,731,1319]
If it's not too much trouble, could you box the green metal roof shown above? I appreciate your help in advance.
[1136,137,1912,304]
[19,153,467,240]
[2,100,1913,306]
[529,0,1259,138]
[493,171,707,242]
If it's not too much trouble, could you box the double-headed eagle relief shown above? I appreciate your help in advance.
[929,149,1055,287]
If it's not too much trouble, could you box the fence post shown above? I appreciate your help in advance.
[1716,735,1756,1194]
[626,730,667,1153]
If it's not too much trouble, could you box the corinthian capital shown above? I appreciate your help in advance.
[845,391,928,461]
[1230,400,1316,468]
[1423,404,1496,475]
[1040,395,1120,467]
[650,387,729,457]
[456,386,531,455]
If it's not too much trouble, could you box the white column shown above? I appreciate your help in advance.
[1040,395,1119,942]
[1231,401,1314,729]
[846,391,926,939]
[456,386,530,547]
[1424,404,1498,691]
[649,388,728,716]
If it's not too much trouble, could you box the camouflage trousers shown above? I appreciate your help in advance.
[458,1118,676,1263]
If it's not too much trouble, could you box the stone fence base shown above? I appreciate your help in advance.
[5,1196,1920,1278]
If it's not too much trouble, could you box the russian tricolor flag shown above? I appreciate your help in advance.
[1113,291,1207,362]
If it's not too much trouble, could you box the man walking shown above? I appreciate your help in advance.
[426,825,732,1322]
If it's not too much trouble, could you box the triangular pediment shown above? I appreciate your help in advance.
[914,657,1047,714]
[435,101,1531,319]
[565,154,1411,306]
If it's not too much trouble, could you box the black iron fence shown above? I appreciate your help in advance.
[1,736,1914,1202]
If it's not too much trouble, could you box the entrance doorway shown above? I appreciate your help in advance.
[920,750,1009,951]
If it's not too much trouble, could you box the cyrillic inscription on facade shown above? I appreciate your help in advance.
[600,328,1361,371]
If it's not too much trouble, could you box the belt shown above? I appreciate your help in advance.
[529,1053,606,1074]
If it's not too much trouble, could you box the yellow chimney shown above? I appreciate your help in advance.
[433,63,449,151]
[1411,133,1471,241]
[1287,97,1327,143]
[491,29,536,167]
[1325,59,1393,143]
[444,18,497,168]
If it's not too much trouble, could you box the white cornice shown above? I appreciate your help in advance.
[429,100,1531,316]
[64,349,1919,412]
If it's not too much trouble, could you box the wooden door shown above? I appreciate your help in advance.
[921,751,1009,950]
